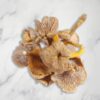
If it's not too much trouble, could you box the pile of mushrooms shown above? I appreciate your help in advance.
[12,15,87,93]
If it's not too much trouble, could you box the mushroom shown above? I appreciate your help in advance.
[51,57,87,93]
[12,45,28,67]
[28,47,51,79]
[34,16,59,45]
[12,15,87,93]
[39,74,53,86]
[40,35,73,74]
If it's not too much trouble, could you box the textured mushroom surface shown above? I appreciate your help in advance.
[51,58,87,93]
[40,40,74,73]
[12,15,87,93]
[12,44,28,67]
[28,47,51,79]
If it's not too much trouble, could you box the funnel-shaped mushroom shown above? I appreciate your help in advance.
[28,47,51,79]
[51,58,87,93]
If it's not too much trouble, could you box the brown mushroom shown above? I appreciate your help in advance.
[28,47,51,79]
[51,58,87,93]
[34,16,59,45]
[40,40,73,73]
[12,15,87,93]
[57,29,79,53]
[12,45,28,67]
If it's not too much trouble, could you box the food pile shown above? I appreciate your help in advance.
[12,14,87,93]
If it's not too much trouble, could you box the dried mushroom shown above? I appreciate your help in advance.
[51,58,87,93]
[40,38,73,73]
[28,47,51,79]
[12,14,87,93]
[12,44,28,67]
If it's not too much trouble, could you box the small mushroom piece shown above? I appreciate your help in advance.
[49,17,59,33]
[64,33,79,53]
[35,16,58,35]
[22,29,32,42]
[27,28,37,40]
[40,45,58,72]
[69,14,87,35]
[58,30,71,41]
[12,45,28,67]
[28,47,51,79]
[51,58,87,93]
[34,16,59,45]
[68,42,85,58]
[22,28,38,44]
[58,30,79,43]
[41,16,59,34]
[57,30,79,53]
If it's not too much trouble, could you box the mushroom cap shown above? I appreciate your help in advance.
[12,45,28,67]
[28,47,51,79]
[59,29,79,53]
[40,41,72,73]
[35,16,58,34]
[51,58,87,93]
[40,41,76,73]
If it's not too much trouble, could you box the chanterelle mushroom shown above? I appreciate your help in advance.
[12,14,87,93]
[28,47,51,79]
[40,34,83,74]
[51,58,87,93]
[12,44,28,67]
[40,38,74,73]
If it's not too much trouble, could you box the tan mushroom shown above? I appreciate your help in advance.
[58,30,79,43]
[39,74,53,86]
[12,15,87,93]
[34,16,59,45]
[12,45,28,67]
[51,57,87,93]
[28,47,51,79]
[40,36,73,73]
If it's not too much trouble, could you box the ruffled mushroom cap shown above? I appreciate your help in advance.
[40,39,74,73]
[12,41,38,67]
[28,47,51,79]
[12,45,28,67]
[35,16,58,35]
[51,58,87,93]
[40,34,84,74]
[12,15,87,93]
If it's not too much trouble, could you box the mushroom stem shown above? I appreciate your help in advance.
[69,14,87,35]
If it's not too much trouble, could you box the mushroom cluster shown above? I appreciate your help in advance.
[12,15,87,93]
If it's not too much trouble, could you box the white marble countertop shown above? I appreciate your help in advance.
[0,0,100,100]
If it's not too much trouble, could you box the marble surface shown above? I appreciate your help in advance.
[0,0,100,100]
